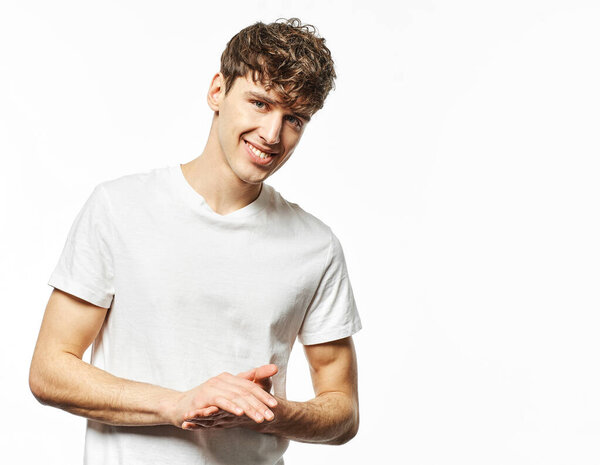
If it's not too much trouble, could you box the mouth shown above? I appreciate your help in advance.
[244,140,278,166]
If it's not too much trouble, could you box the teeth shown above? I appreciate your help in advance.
[247,142,272,159]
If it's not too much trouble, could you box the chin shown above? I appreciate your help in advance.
[232,164,268,185]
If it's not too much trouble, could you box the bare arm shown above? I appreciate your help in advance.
[262,336,359,445]
[185,336,360,445]
[29,289,278,428]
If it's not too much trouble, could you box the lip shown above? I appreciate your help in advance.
[244,140,277,166]
[244,139,278,154]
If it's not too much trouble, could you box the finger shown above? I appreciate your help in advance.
[236,368,273,394]
[217,373,278,408]
[223,383,277,421]
[187,420,214,428]
[246,382,278,408]
[187,416,228,427]
[185,405,220,420]
[187,412,236,425]
[253,364,278,381]
[209,375,275,421]
[225,393,266,423]
[206,410,233,421]
[188,412,252,428]
[241,394,274,422]
[244,365,277,400]
[237,364,278,382]
[209,393,247,417]
[232,387,277,423]
[256,377,273,392]
[250,372,273,392]
[187,409,230,422]
[211,385,270,423]
[236,367,256,380]
[182,421,202,430]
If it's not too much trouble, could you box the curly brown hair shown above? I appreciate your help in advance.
[220,18,337,120]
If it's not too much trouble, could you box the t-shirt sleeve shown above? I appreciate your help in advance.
[297,229,362,345]
[47,184,115,309]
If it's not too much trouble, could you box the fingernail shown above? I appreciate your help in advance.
[265,410,274,420]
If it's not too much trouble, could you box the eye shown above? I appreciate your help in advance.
[285,115,302,129]
[252,100,267,110]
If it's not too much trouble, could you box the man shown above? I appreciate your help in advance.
[30,18,362,464]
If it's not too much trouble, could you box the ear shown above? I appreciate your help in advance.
[207,72,225,112]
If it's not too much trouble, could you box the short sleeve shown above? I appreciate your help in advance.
[47,184,115,308]
[298,230,362,345]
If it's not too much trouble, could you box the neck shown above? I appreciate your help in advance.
[180,119,263,216]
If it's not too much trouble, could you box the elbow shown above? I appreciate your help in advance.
[330,424,358,445]
[330,408,359,445]
[29,356,53,406]
[333,429,358,446]
[29,363,46,404]
[29,374,44,405]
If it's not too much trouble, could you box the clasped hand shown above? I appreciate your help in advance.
[173,364,279,431]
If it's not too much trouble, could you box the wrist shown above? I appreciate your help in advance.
[254,396,292,434]
[158,389,184,427]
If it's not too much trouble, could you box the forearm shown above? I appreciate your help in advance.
[29,351,179,427]
[252,392,359,445]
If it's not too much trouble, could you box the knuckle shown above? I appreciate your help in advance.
[216,395,231,404]
[213,395,227,406]
[252,385,266,395]
[231,394,245,405]
[254,389,270,402]
[247,391,261,402]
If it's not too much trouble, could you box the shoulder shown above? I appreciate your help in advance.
[268,188,353,269]
[94,165,172,211]
[267,185,333,240]
[97,165,169,195]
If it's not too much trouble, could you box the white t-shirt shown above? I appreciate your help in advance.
[48,164,362,465]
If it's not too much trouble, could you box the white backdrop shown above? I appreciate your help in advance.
[1,0,599,463]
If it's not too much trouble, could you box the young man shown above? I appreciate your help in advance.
[30,18,362,464]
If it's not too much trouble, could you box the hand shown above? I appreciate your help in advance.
[183,408,264,430]
[174,364,278,430]
[236,363,277,393]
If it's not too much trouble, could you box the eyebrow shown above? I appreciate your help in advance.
[244,91,311,122]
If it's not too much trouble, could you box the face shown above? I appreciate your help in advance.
[208,72,310,185]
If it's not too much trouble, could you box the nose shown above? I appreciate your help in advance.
[259,113,282,145]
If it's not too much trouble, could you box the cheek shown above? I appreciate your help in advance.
[227,108,253,138]
[217,108,243,148]
[277,146,295,166]
[282,131,301,152]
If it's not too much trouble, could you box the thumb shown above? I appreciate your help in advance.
[237,364,278,381]
[254,364,278,381]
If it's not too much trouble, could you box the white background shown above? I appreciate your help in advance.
[1,0,599,463]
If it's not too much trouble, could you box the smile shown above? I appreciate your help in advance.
[244,140,276,159]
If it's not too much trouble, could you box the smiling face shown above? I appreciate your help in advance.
[208,71,311,185]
